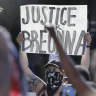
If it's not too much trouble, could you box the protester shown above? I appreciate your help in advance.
[46,26,96,96]
[0,26,11,96]
[0,26,27,96]
[38,59,76,96]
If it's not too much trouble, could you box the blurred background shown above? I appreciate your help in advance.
[0,0,96,80]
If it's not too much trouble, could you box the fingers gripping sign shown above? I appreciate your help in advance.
[16,32,24,46]
[84,32,92,46]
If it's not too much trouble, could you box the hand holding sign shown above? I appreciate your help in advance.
[84,32,91,46]
[16,32,24,45]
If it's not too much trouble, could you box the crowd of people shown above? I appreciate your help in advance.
[1,22,96,96]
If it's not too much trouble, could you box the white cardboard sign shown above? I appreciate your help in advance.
[20,5,87,55]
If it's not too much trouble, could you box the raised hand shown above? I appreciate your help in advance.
[45,25,56,38]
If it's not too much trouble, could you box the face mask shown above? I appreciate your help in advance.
[45,68,63,96]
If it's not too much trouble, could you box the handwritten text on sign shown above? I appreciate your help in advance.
[20,5,87,55]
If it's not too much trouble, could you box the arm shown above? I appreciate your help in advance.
[80,32,91,69]
[0,34,11,96]
[90,49,96,83]
[16,33,46,95]
[46,26,95,96]
[20,52,46,93]
[16,32,32,74]
[19,52,32,75]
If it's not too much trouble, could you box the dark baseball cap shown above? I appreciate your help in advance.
[45,60,64,72]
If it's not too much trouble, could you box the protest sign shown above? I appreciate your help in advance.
[20,5,87,55]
